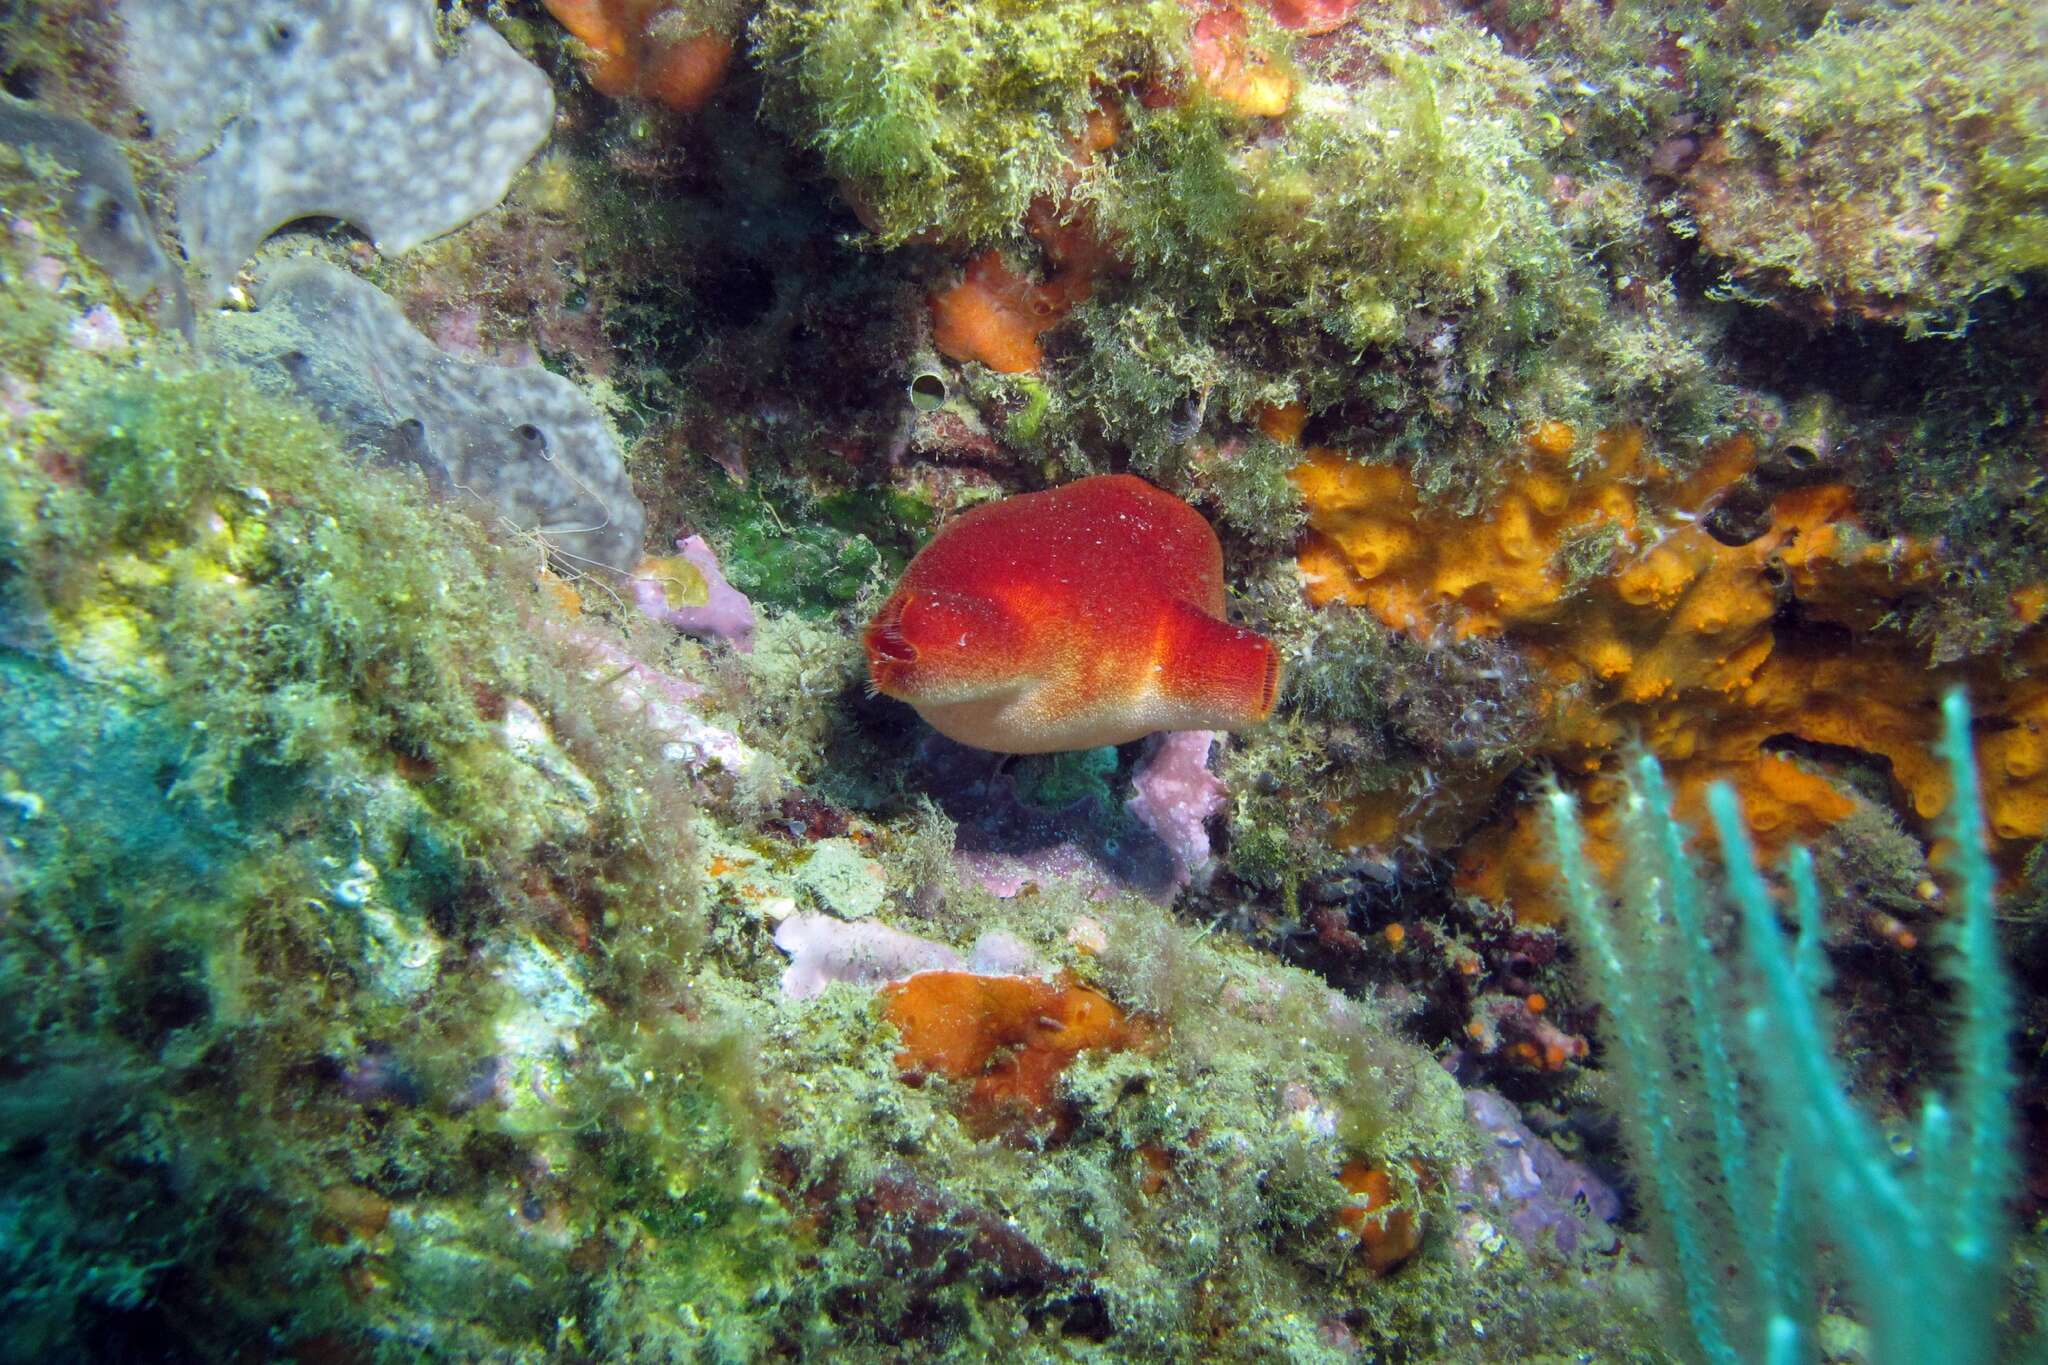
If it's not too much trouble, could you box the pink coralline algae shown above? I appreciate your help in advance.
[1454,1089,1620,1261]
[546,622,758,781]
[911,730,1231,902]
[1124,730,1227,890]
[633,534,756,653]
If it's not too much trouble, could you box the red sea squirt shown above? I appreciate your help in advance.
[865,474,1280,753]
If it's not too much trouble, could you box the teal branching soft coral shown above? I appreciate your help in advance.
[1548,691,2023,1365]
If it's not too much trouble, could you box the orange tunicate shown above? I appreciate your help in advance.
[1191,9,1294,118]
[541,0,733,111]
[1336,1160,1425,1274]
[881,971,1142,1137]
[931,252,1090,374]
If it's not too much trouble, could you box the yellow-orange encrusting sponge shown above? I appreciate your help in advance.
[1292,427,2047,921]
[1291,427,1661,637]
[866,475,1281,753]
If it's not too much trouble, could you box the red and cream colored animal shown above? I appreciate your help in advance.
[865,475,1280,753]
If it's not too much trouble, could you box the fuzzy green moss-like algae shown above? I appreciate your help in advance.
[1687,0,2048,334]
[753,0,1185,247]
[0,296,766,1354]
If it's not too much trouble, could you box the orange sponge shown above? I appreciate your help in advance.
[1295,427,2047,919]
[881,971,1141,1137]
[930,253,1069,374]
[1337,1159,1425,1274]
[1191,8,1294,118]
[542,0,733,111]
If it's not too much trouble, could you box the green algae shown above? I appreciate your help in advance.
[1689,0,2048,334]
[753,0,1184,247]
[692,476,931,616]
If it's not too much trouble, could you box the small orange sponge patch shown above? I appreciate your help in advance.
[1336,1159,1425,1275]
[1290,427,2048,921]
[881,971,1141,1138]
[541,0,733,110]
[931,251,1094,374]
[866,475,1280,753]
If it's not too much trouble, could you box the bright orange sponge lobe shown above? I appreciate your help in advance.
[865,475,1280,753]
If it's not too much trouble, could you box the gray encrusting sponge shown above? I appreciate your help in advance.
[119,0,555,300]
[0,92,179,305]
[214,259,646,572]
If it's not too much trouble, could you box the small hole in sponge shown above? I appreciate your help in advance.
[391,417,428,457]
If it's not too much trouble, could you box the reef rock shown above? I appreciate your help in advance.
[118,0,554,299]
[214,259,645,570]
[0,93,179,307]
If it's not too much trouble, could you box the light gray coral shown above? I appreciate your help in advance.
[213,258,646,570]
[118,0,554,299]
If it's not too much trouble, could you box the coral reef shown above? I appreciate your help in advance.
[119,0,554,297]
[2,0,2044,1358]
